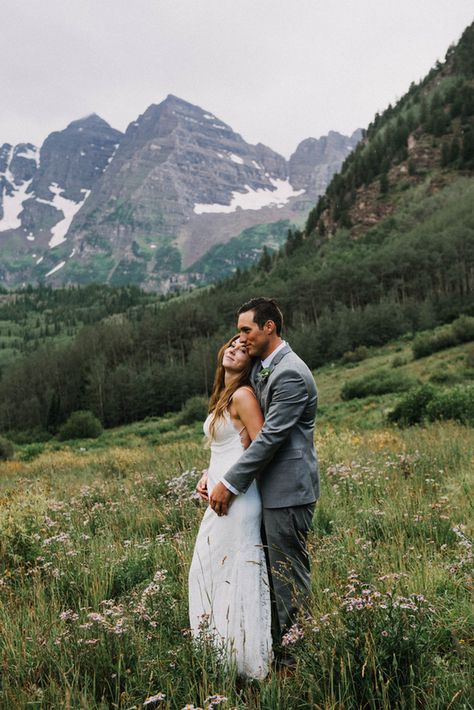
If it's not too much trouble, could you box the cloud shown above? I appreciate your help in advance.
[1,0,473,156]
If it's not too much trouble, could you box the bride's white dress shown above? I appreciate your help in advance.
[188,411,272,679]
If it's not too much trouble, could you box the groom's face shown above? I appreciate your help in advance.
[237,310,270,358]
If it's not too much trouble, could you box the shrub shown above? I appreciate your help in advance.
[412,316,474,359]
[57,410,103,441]
[0,436,14,460]
[451,314,474,343]
[341,369,416,400]
[8,427,52,444]
[17,443,46,462]
[426,385,474,425]
[388,384,437,426]
[412,330,458,359]
[466,347,474,370]
[341,345,369,364]
[175,395,208,426]
[391,355,407,368]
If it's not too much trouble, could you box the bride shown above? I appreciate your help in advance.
[188,335,272,679]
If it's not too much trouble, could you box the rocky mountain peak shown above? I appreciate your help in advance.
[289,130,362,191]
[66,113,117,133]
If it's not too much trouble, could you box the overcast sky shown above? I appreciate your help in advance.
[2,1,473,158]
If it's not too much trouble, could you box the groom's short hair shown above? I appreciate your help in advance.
[238,297,283,335]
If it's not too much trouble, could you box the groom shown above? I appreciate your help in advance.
[208,296,319,662]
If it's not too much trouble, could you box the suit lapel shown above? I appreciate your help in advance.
[255,344,292,407]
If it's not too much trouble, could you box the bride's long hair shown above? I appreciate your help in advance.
[207,334,255,438]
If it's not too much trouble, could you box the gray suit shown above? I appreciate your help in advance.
[224,344,319,645]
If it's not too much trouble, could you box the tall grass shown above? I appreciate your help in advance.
[0,423,472,708]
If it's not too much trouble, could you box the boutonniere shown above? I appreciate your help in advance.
[257,367,271,382]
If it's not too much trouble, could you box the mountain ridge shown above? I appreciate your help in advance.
[0,96,360,290]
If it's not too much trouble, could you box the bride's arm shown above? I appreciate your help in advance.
[231,388,264,445]
[210,388,263,516]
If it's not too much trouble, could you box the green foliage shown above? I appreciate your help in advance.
[391,355,407,368]
[188,221,291,284]
[413,316,474,358]
[452,314,474,342]
[341,369,416,400]
[341,345,369,364]
[175,396,208,426]
[426,384,474,425]
[0,436,14,460]
[412,330,459,358]
[389,382,474,426]
[57,411,103,441]
[388,384,437,426]
[466,347,474,369]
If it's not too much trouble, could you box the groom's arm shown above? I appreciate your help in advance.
[222,369,310,494]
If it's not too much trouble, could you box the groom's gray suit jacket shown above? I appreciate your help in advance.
[224,344,319,508]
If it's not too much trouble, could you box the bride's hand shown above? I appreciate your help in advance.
[196,470,209,501]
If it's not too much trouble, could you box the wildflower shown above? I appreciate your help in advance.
[143,692,166,706]
[60,609,79,623]
[88,612,106,623]
[281,623,304,646]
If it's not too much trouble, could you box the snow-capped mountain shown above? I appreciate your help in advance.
[0,96,361,290]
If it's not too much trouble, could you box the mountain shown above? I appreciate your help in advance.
[0,96,360,290]
[0,115,122,285]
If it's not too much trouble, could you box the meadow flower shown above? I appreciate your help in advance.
[143,692,166,706]
[60,609,79,623]
[88,612,106,623]
[282,623,304,646]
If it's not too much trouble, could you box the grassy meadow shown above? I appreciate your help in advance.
[0,338,473,709]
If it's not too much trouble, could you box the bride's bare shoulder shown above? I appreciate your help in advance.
[232,385,257,403]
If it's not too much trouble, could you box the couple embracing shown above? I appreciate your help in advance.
[188,297,319,678]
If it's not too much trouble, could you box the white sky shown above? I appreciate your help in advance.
[2,1,473,158]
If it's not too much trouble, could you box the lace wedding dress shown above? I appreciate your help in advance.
[188,411,272,679]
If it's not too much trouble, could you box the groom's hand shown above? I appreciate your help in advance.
[210,481,234,516]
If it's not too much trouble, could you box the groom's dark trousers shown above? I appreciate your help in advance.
[261,503,315,642]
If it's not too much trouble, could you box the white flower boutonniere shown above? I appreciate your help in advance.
[257,366,271,382]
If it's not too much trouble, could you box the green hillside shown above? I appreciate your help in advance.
[186,220,293,285]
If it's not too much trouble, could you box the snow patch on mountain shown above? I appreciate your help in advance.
[16,146,39,166]
[37,183,91,247]
[0,179,33,232]
[0,146,34,231]
[45,260,66,277]
[193,179,305,215]
[229,153,244,165]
